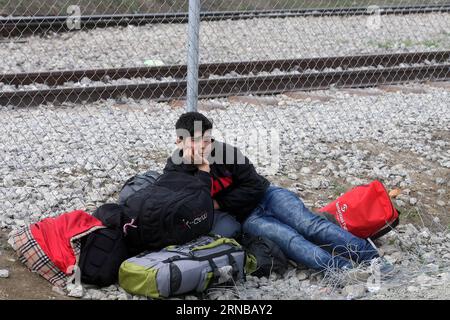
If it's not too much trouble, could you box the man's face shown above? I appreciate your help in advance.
[177,129,213,163]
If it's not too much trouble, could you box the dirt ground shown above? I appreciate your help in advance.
[0,229,75,300]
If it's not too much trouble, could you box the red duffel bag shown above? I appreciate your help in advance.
[318,180,400,240]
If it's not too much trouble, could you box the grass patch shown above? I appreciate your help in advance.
[372,40,396,49]
[331,183,348,198]
[401,206,429,228]
[402,38,415,48]
[421,39,441,48]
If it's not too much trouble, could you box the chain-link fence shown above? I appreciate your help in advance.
[1,1,449,233]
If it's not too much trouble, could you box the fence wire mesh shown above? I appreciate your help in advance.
[0,0,449,260]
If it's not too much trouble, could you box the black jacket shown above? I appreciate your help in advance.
[164,140,270,222]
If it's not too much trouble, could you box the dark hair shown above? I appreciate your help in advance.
[175,112,213,139]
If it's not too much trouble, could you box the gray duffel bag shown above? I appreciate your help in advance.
[119,235,249,298]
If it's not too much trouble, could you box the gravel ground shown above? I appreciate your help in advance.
[1,13,449,73]
[0,83,449,299]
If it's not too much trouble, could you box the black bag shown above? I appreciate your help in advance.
[241,233,288,278]
[79,228,130,287]
[118,170,160,205]
[92,203,145,257]
[123,172,214,251]
[92,203,130,229]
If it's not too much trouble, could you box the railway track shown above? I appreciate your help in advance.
[2,4,450,37]
[1,51,449,107]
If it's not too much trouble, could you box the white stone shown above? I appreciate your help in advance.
[0,269,9,278]
[395,200,405,207]
[296,271,309,281]
[416,274,434,286]
[407,286,419,293]
[288,173,298,180]
[426,263,440,272]
[67,283,84,298]
[300,167,311,174]
[342,284,366,299]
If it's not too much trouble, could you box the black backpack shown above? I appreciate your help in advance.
[78,227,129,287]
[241,233,288,278]
[78,203,136,287]
[123,172,214,251]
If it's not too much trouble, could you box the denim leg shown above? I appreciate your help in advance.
[243,208,354,271]
[261,186,379,263]
[210,210,242,239]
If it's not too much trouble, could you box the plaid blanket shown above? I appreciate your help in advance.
[8,223,103,288]
[8,226,71,288]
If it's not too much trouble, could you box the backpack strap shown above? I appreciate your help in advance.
[207,258,221,283]
[162,247,241,284]
[122,218,138,236]
[369,217,400,241]
[226,253,240,280]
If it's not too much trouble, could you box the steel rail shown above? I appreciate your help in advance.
[2,4,450,36]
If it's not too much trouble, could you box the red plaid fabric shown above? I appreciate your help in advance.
[9,226,72,287]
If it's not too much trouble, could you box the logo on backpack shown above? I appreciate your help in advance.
[182,211,208,229]
[335,201,348,231]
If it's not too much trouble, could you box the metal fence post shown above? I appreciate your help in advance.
[186,0,200,112]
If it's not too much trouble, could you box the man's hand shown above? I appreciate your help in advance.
[197,162,210,173]
[213,200,220,210]
[185,147,210,173]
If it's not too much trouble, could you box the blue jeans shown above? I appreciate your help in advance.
[210,210,242,239]
[242,186,379,271]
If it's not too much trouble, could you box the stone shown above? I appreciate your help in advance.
[269,273,279,281]
[88,289,106,300]
[300,167,311,174]
[382,245,399,255]
[117,293,130,300]
[430,236,442,244]
[395,200,405,207]
[67,283,84,298]
[437,200,445,207]
[300,280,311,288]
[15,219,25,227]
[419,230,430,240]
[409,197,418,205]
[311,179,321,189]
[0,269,9,278]
[407,286,419,293]
[416,274,434,286]
[342,284,366,299]
[288,173,298,180]
[426,263,440,272]
[296,271,309,281]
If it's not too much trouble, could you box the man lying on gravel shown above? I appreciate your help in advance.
[166,112,395,278]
